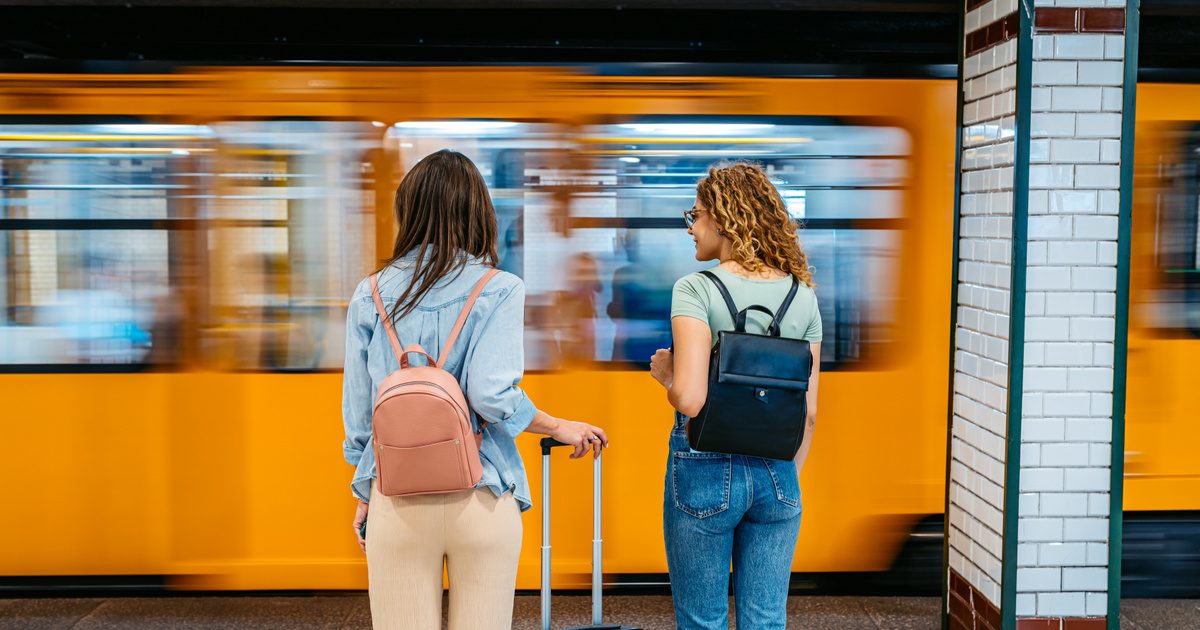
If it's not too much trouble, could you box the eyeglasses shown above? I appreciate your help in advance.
[683,208,700,228]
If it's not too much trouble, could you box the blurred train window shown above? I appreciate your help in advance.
[205,121,377,371]
[387,121,571,368]
[558,119,909,370]
[0,124,211,367]
[1150,128,1200,335]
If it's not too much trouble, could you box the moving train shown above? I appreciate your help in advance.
[0,66,1194,596]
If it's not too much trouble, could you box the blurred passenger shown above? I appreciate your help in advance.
[342,149,607,630]
[649,162,823,630]
[608,230,673,362]
[552,252,601,364]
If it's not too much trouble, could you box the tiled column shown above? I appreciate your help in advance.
[946,2,1137,630]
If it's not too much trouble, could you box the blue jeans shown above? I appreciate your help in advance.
[663,416,803,630]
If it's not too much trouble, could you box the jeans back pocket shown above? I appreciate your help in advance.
[671,451,732,519]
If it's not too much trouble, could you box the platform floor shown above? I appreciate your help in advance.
[1,594,1197,629]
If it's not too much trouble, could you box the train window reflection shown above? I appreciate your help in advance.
[205,121,377,371]
[0,124,209,366]
[1149,128,1200,334]
[558,118,908,369]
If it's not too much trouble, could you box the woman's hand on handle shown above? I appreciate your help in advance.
[549,419,609,459]
[352,499,368,553]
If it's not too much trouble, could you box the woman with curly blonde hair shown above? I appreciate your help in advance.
[649,162,822,629]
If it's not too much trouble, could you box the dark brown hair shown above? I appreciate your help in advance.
[379,149,499,321]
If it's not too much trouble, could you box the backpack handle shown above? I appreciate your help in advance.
[735,305,778,335]
[701,270,799,337]
[399,345,438,369]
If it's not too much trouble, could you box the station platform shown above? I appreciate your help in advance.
[1,594,1196,629]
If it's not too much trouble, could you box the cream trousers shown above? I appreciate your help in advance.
[366,482,523,630]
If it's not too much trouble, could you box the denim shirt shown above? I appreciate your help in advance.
[341,251,538,511]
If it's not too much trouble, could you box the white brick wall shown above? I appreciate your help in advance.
[950,0,1017,606]
[1015,4,1124,617]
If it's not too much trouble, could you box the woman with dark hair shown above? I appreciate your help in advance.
[342,149,607,630]
[650,162,823,629]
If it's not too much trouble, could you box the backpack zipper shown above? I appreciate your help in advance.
[378,380,470,423]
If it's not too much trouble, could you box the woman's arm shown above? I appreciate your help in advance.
[650,315,712,418]
[793,343,821,473]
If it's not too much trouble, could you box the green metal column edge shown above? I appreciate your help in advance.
[941,1,968,628]
[1108,1,1139,627]
[1000,2,1034,629]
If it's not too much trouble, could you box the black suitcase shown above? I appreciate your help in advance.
[539,438,640,630]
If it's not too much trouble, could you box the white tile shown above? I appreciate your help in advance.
[1034,35,1056,60]
[1066,418,1112,442]
[1031,138,1050,163]
[1065,517,1110,542]
[1089,443,1111,466]
[1100,139,1121,163]
[1050,190,1098,214]
[1017,567,1061,591]
[1078,61,1124,86]
[1087,592,1109,616]
[1077,113,1123,137]
[1030,165,1075,189]
[1030,189,1050,214]
[966,6,983,33]
[1076,164,1121,188]
[1040,541,1088,566]
[1063,567,1108,591]
[1071,317,1115,342]
[1032,86,1053,111]
[1020,516,1065,541]
[1104,35,1125,60]
[1086,542,1109,565]
[1038,592,1087,617]
[1051,86,1104,112]
[1023,418,1065,442]
[1075,215,1119,239]
[1072,266,1117,291]
[1027,316,1071,341]
[1095,290,1116,314]
[1031,112,1077,137]
[1039,492,1090,516]
[1056,34,1107,60]
[1045,341,1094,364]
[1029,215,1073,239]
[1093,342,1115,366]
[1050,242,1099,265]
[1019,542,1039,567]
[1017,594,1036,616]
[1050,138,1101,162]
[1101,87,1123,111]
[1069,367,1114,392]
[1033,61,1078,86]
[1026,366,1069,390]
[1028,243,1049,266]
[1028,267,1073,290]
[1020,491,1040,516]
[1092,392,1113,416]
[1088,493,1110,516]
[1044,393,1091,415]
[1098,190,1120,214]
[1042,443,1091,466]
[1022,468,1066,493]
[1065,468,1110,491]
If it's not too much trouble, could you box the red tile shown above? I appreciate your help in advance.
[980,597,1002,630]
[1080,8,1125,33]
[1002,12,1019,41]
[1034,7,1080,33]
[966,0,989,10]
[1062,618,1108,630]
[1016,620,1061,630]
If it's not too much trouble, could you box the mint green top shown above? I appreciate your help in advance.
[671,266,823,347]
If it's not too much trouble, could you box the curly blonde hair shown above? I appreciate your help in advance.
[696,161,815,287]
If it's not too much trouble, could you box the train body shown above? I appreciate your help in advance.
[0,67,1194,594]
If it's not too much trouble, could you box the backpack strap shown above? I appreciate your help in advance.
[701,269,791,336]
[437,268,501,368]
[699,270,739,323]
[370,272,405,361]
[765,277,801,337]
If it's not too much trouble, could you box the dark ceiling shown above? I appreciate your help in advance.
[0,0,1194,77]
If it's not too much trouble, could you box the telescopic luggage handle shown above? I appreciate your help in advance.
[539,438,638,630]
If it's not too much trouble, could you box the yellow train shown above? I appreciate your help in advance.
[0,67,1194,596]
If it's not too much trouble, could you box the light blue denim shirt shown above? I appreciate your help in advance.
[342,251,538,511]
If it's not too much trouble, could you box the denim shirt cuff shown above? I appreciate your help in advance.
[492,393,537,440]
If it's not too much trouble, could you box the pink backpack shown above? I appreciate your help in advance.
[369,269,498,497]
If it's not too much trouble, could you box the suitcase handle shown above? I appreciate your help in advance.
[540,437,604,629]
